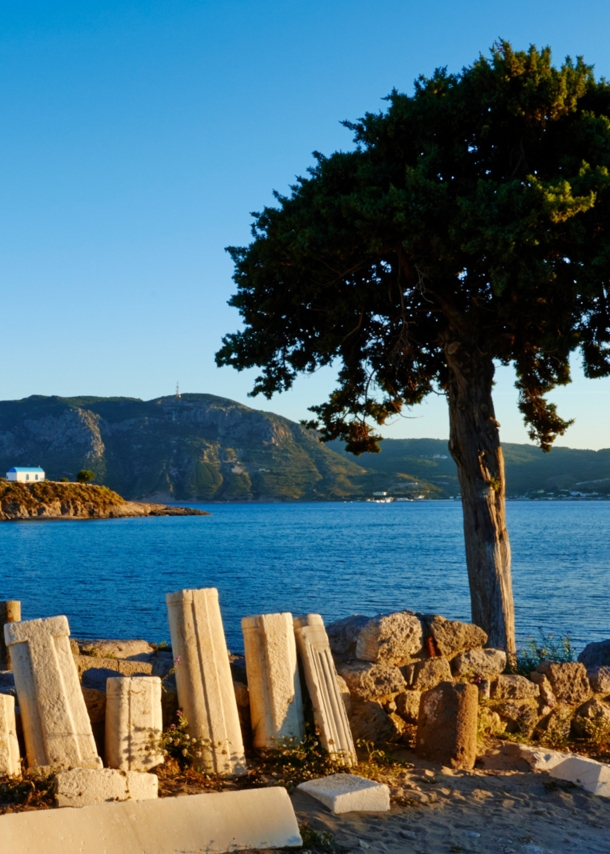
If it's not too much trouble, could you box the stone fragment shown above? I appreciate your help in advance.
[0,601,20,671]
[348,699,395,744]
[428,616,487,659]
[491,674,540,700]
[54,768,158,807]
[326,615,369,662]
[451,648,506,679]
[0,693,20,776]
[587,666,610,694]
[572,697,610,738]
[477,707,505,736]
[166,588,246,776]
[529,672,557,709]
[478,679,491,700]
[402,658,452,691]
[5,616,102,770]
[395,690,421,723]
[337,661,406,701]
[298,773,390,813]
[0,787,303,852]
[416,681,478,769]
[355,612,423,665]
[242,613,304,749]
[77,640,154,661]
[518,745,610,798]
[105,677,164,772]
[294,614,356,764]
[75,657,154,681]
[493,699,540,737]
[535,661,592,705]
[578,639,610,669]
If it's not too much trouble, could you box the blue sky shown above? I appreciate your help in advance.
[2,0,610,449]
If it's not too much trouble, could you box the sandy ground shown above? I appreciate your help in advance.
[289,745,610,854]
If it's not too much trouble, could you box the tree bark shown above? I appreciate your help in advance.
[445,343,516,655]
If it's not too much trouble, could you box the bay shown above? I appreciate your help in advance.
[0,501,608,654]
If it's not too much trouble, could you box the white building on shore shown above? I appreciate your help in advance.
[6,466,45,482]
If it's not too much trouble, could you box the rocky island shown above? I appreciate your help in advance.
[0,480,208,521]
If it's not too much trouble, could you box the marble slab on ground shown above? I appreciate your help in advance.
[55,768,158,807]
[0,787,302,853]
[518,744,610,797]
[298,773,390,814]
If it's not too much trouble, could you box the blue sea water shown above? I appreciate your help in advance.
[0,501,608,654]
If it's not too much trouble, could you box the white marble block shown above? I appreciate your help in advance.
[293,614,356,765]
[0,693,21,776]
[298,774,390,813]
[242,612,305,749]
[105,676,164,772]
[4,616,102,770]
[166,588,246,776]
[55,768,158,807]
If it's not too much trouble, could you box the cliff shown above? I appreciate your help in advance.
[0,481,208,521]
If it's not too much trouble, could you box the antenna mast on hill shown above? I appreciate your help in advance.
[176,382,181,399]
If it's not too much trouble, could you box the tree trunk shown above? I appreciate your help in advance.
[445,343,516,656]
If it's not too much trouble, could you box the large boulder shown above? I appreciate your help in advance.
[77,639,154,661]
[416,682,478,769]
[326,615,369,662]
[337,661,406,702]
[402,658,452,692]
[451,648,506,679]
[394,690,421,724]
[587,666,610,694]
[578,639,610,669]
[493,699,540,737]
[572,697,610,738]
[355,612,423,665]
[491,675,540,701]
[348,698,400,744]
[427,616,487,659]
[535,661,592,706]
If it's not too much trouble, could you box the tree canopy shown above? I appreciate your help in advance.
[217,42,610,454]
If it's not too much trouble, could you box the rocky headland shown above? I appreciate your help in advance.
[0,480,208,521]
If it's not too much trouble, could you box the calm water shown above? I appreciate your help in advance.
[0,501,608,653]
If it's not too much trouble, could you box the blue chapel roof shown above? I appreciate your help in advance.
[8,467,45,473]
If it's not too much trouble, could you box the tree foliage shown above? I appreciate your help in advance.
[217,42,610,453]
[76,469,95,484]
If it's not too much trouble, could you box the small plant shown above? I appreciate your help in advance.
[151,640,172,652]
[538,707,573,750]
[157,711,213,768]
[254,731,346,790]
[0,769,56,812]
[59,477,69,483]
[512,630,574,675]
[76,469,95,484]
[582,716,610,750]
[299,823,337,852]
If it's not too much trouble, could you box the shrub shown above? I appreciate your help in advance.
[76,470,95,484]
[512,630,574,676]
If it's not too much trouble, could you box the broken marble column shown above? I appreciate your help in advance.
[166,588,246,775]
[0,601,21,671]
[242,613,305,749]
[105,676,164,772]
[0,693,21,776]
[293,614,356,765]
[4,616,102,770]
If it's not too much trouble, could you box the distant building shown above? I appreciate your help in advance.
[6,466,45,483]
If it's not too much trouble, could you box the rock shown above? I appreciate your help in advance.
[355,612,423,665]
[297,774,390,814]
[338,661,406,701]
[491,675,540,700]
[535,661,592,706]
[415,682,478,769]
[77,640,154,661]
[336,674,352,717]
[572,697,610,738]
[81,686,106,724]
[578,639,610,669]
[451,648,506,679]
[427,616,487,659]
[529,672,557,709]
[587,666,610,694]
[477,707,505,736]
[536,704,572,742]
[348,698,397,744]
[402,658,452,691]
[76,657,155,682]
[494,699,539,737]
[326,615,369,662]
[395,691,421,723]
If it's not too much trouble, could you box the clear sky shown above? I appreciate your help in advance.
[2,0,610,449]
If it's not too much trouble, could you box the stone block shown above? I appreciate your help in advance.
[491,674,540,700]
[402,658,452,691]
[326,615,369,662]
[587,666,610,694]
[518,745,610,798]
[82,686,107,724]
[348,698,398,744]
[337,660,406,701]
[4,616,102,770]
[54,768,158,807]
[78,640,154,661]
[493,698,540,737]
[75,656,154,681]
[0,693,20,776]
[0,787,302,853]
[298,773,390,813]
[578,639,610,669]
[294,614,356,764]
[355,611,423,665]
[105,677,164,771]
[572,697,610,737]
[535,661,592,706]
[166,588,246,776]
[427,616,487,659]
[242,613,304,749]
[395,690,421,723]
[529,672,557,709]
[416,681,478,769]
[0,601,20,671]
[451,647,506,679]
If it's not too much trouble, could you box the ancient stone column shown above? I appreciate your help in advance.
[166,588,246,776]
[242,613,305,749]
[415,681,478,769]
[105,676,164,772]
[293,614,356,765]
[0,601,21,671]
[0,694,21,776]
[4,615,102,770]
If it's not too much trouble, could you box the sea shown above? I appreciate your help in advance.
[1,501,608,655]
